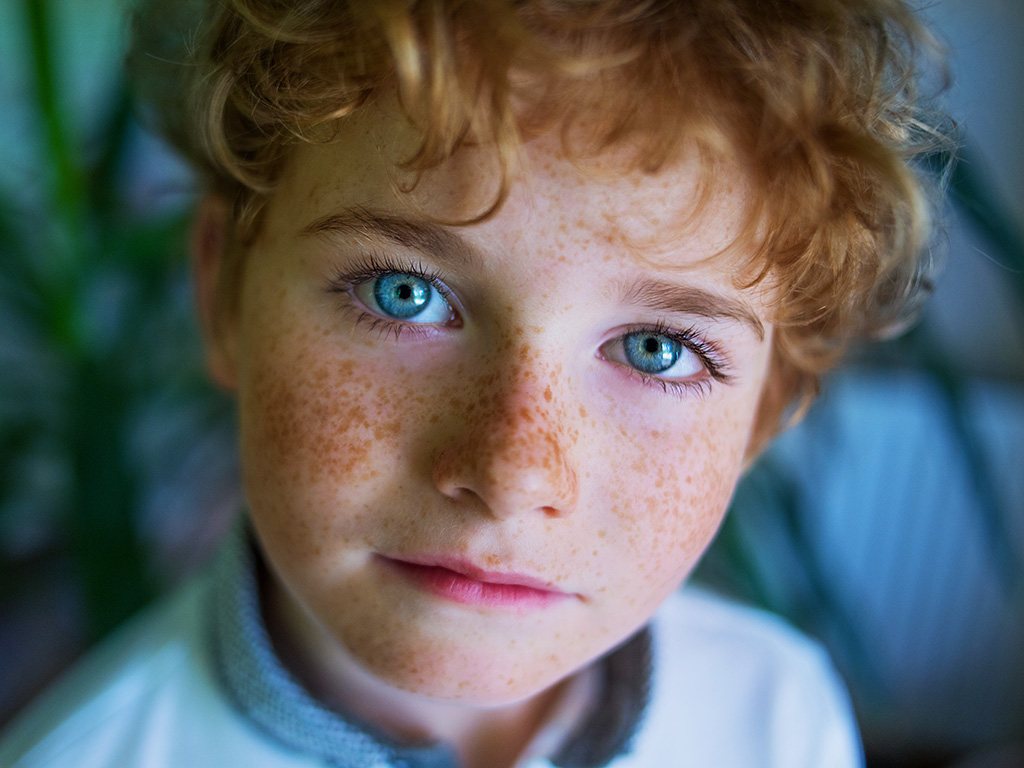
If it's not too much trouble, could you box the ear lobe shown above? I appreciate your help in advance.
[192,195,240,391]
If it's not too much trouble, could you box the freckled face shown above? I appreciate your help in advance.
[226,107,774,706]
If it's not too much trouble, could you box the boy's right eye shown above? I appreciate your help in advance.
[350,271,457,325]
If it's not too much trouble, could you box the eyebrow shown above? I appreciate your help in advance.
[303,207,765,340]
[618,278,766,340]
[301,207,479,268]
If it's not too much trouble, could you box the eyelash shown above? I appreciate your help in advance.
[616,321,734,399]
[324,254,734,397]
[325,252,458,340]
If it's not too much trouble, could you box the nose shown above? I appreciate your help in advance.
[431,364,580,520]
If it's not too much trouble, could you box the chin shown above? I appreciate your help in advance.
[337,621,584,708]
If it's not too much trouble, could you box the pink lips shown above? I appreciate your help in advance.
[381,556,571,610]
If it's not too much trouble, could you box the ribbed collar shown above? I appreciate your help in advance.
[208,521,653,768]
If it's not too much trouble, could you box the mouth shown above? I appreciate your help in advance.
[379,555,573,610]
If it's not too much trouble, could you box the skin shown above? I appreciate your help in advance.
[196,103,776,767]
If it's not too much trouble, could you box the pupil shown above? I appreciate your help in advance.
[643,337,659,354]
[397,284,412,300]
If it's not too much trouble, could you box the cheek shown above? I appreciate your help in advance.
[594,403,752,606]
[235,310,425,542]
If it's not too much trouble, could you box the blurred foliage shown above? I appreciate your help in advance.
[0,0,236,642]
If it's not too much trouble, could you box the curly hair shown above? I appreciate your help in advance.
[129,0,952,449]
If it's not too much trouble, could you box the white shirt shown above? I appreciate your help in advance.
[0,547,863,768]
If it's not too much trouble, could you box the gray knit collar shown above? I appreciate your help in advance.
[208,521,652,768]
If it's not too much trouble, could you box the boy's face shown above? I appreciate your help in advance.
[204,104,775,706]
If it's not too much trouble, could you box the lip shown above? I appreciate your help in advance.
[379,555,573,610]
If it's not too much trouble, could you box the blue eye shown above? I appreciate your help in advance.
[623,332,681,373]
[602,330,705,381]
[355,272,454,323]
[374,273,431,318]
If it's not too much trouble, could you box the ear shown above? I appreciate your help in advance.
[742,338,791,469]
[742,342,815,469]
[192,195,240,391]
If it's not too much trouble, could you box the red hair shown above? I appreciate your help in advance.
[130,0,952,447]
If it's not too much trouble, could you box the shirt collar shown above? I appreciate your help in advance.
[208,519,653,768]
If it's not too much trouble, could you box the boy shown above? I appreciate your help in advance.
[0,0,948,766]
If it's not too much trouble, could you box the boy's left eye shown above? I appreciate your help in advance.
[354,272,455,324]
[601,330,705,380]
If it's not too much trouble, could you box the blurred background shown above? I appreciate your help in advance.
[0,1,1020,766]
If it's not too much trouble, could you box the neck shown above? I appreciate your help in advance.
[261,569,570,768]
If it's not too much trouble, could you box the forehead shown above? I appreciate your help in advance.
[272,103,757,279]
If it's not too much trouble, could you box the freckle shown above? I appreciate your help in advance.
[579,406,587,418]
[543,386,552,402]
[686,475,693,484]
[598,529,606,538]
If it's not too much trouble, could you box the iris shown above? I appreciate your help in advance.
[373,273,433,319]
[622,332,681,374]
